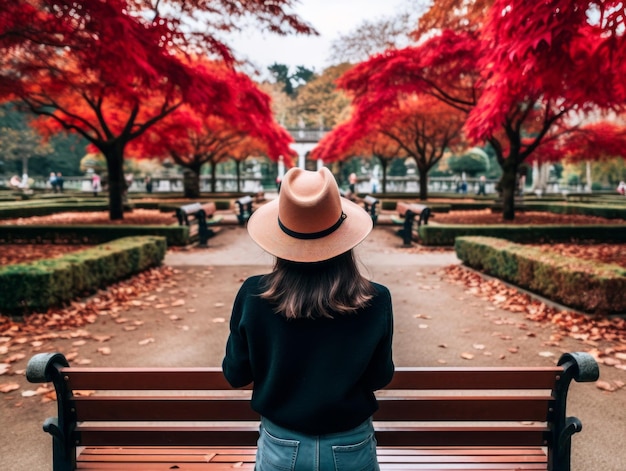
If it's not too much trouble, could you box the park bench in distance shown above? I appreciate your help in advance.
[362,194,379,225]
[27,351,597,471]
[393,201,433,246]
[175,202,223,247]
[235,195,254,226]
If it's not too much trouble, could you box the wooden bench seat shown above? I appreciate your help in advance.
[26,351,598,471]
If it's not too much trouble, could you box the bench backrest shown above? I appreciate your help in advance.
[397,201,428,216]
[27,352,598,471]
[236,195,253,207]
[62,367,557,448]
[176,202,216,225]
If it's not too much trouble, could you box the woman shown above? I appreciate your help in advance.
[223,167,394,471]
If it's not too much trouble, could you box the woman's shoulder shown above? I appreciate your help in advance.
[368,281,392,302]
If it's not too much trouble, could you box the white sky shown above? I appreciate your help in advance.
[228,0,406,76]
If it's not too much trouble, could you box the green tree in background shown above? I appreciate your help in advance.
[267,63,315,96]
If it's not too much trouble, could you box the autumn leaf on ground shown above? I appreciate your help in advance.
[460,353,474,360]
[171,299,185,307]
[0,364,10,375]
[0,383,20,393]
[596,381,617,392]
[139,338,155,346]
[97,347,111,355]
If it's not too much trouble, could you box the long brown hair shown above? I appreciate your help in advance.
[260,250,375,319]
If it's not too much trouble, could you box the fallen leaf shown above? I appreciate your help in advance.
[460,353,474,360]
[0,383,20,393]
[212,318,226,323]
[139,338,155,346]
[596,380,616,392]
[473,344,486,350]
[0,364,10,375]
[97,347,111,355]
[171,299,185,307]
[538,351,555,358]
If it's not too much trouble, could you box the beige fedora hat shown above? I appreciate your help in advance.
[247,167,373,262]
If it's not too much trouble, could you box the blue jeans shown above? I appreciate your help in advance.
[255,417,380,471]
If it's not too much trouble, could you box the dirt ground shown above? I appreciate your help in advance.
[1,223,625,471]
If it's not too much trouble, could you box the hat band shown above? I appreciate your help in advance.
[278,212,347,240]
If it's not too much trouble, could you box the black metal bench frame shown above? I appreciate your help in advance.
[175,202,219,247]
[363,195,379,225]
[26,351,598,471]
[235,196,254,226]
[397,202,432,246]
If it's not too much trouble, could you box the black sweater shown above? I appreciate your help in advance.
[222,275,395,435]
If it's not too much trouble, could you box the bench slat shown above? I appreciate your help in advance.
[75,446,548,470]
[63,367,560,390]
[387,368,561,390]
[75,424,548,448]
[73,395,552,422]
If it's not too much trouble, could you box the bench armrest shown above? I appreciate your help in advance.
[26,353,69,383]
[557,352,599,383]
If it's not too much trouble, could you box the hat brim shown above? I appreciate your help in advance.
[247,197,373,262]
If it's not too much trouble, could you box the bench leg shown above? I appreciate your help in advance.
[399,211,415,247]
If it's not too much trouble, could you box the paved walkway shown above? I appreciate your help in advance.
[4,224,625,470]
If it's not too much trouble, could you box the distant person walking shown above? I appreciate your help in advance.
[55,172,64,193]
[91,173,101,197]
[618,181,626,196]
[476,175,486,196]
[145,176,153,194]
[49,172,58,193]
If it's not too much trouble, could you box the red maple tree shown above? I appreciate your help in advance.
[332,1,626,219]
[315,95,466,199]
[132,96,295,197]
[0,0,313,219]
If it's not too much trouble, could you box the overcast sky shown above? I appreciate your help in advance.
[228,0,407,77]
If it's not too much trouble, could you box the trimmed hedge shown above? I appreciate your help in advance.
[0,236,167,314]
[524,202,626,220]
[0,224,189,246]
[0,201,133,219]
[419,224,626,246]
[455,236,626,314]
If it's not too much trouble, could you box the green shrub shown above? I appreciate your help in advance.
[455,236,626,314]
[0,236,167,315]
[419,224,626,246]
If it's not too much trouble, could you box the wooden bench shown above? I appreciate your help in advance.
[362,195,379,225]
[235,195,254,226]
[175,202,222,247]
[393,202,433,246]
[26,351,598,471]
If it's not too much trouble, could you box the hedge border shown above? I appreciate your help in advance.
[0,224,189,246]
[0,236,167,315]
[454,236,626,314]
[419,224,626,246]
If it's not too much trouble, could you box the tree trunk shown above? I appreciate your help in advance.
[381,159,388,194]
[210,163,217,193]
[500,158,518,221]
[418,166,428,200]
[183,165,201,198]
[235,160,242,192]
[103,145,125,220]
